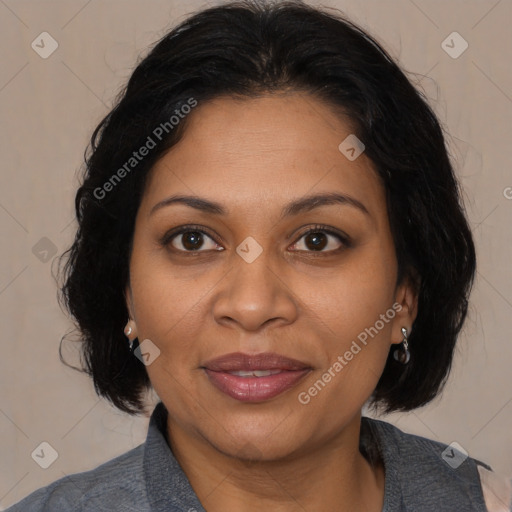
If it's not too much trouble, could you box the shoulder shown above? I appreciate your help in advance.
[363,417,491,511]
[4,444,148,512]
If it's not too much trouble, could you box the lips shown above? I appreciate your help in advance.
[203,352,311,372]
[202,352,312,402]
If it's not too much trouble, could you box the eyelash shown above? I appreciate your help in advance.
[160,224,351,256]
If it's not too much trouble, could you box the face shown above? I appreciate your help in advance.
[126,93,417,461]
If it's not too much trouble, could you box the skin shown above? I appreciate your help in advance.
[125,92,418,511]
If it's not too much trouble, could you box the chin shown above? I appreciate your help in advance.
[205,417,308,462]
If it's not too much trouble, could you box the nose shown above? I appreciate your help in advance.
[212,251,298,332]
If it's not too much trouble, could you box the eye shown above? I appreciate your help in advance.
[164,227,223,252]
[161,224,349,254]
[289,225,349,253]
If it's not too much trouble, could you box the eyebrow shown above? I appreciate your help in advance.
[149,192,370,218]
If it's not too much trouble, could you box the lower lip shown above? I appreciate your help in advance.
[204,369,311,402]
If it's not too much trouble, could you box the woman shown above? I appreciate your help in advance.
[7,1,511,511]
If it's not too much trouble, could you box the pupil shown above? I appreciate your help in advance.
[305,232,327,251]
[183,231,203,250]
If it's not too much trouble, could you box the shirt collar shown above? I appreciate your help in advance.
[143,401,206,512]
[143,402,399,511]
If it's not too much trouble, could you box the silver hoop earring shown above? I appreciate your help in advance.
[393,327,410,364]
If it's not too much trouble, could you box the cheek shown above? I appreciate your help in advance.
[132,280,208,361]
[300,243,396,332]
[128,245,214,365]
[293,245,397,401]
[129,262,208,408]
[295,261,395,416]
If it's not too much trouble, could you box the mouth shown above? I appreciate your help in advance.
[202,352,312,402]
[225,369,284,377]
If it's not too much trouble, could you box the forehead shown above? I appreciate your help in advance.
[142,94,386,225]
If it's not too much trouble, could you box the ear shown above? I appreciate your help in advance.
[124,283,135,320]
[390,272,420,345]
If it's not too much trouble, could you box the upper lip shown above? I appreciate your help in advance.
[202,352,311,372]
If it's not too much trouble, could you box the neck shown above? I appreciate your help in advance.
[166,412,385,512]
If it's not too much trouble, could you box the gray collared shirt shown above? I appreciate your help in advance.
[5,401,492,511]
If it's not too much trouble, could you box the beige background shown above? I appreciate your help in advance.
[1,0,511,508]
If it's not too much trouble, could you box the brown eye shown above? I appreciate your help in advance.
[289,227,348,253]
[182,231,204,250]
[169,230,220,252]
[304,232,328,251]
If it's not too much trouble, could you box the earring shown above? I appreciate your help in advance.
[393,327,410,364]
[124,321,136,352]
